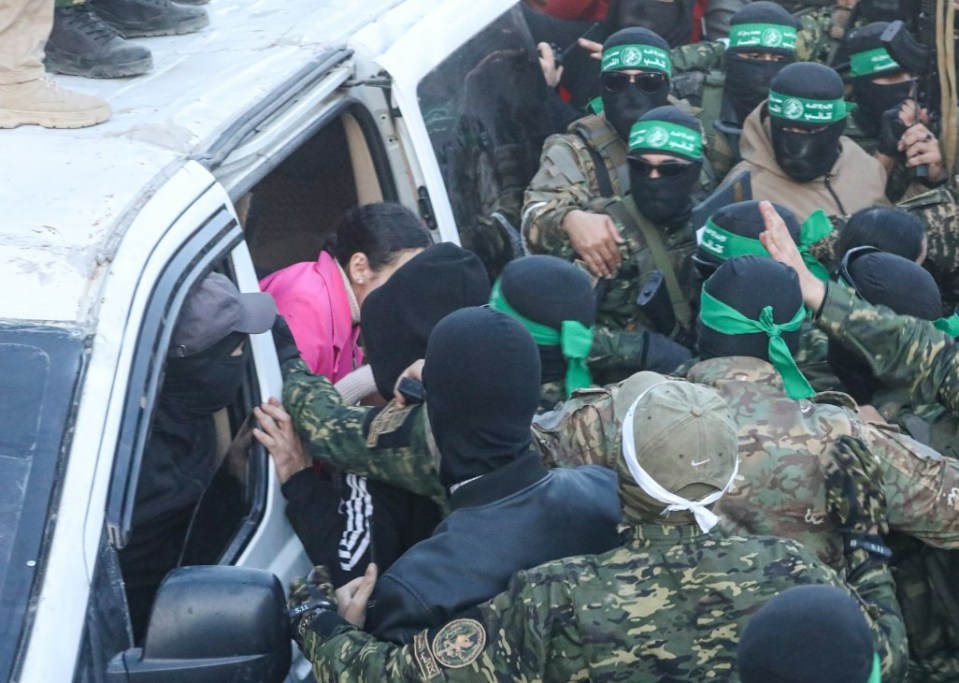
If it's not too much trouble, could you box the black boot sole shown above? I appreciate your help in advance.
[104,12,210,38]
[45,53,154,79]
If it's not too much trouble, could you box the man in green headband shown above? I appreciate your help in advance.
[524,27,716,282]
[292,379,905,682]
[726,61,890,222]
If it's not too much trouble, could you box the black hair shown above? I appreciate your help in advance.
[834,206,926,263]
[326,201,432,271]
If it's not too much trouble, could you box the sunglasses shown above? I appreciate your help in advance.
[601,71,668,94]
[628,156,696,177]
[837,245,882,298]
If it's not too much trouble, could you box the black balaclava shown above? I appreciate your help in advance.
[846,23,915,138]
[721,2,798,126]
[697,256,803,361]
[423,308,542,489]
[738,585,878,683]
[495,255,596,385]
[161,331,249,420]
[768,62,848,182]
[361,243,491,401]
[627,105,703,226]
[601,28,672,141]
[828,251,941,403]
[834,206,926,263]
[608,0,696,47]
[695,200,801,276]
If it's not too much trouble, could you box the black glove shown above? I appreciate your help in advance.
[878,107,907,159]
[824,435,889,538]
[642,331,693,374]
[272,315,301,366]
[287,565,336,646]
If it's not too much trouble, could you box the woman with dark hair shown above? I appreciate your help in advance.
[260,202,430,385]
[834,206,927,265]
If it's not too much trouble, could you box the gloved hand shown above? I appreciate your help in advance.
[272,315,301,366]
[642,331,693,374]
[288,565,336,646]
[823,435,888,536]
[878,106,908,160]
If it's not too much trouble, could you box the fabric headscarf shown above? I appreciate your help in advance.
[767,63,848,182]
[698,256,814,399]
[489,255,596,396]
[600,27,672,141]
[361,243,491,400]
[721,2,798,126]
[627,105,703,226]
[738,585,880,683]
[424,308,542,489]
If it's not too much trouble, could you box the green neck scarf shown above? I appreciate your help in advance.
[798,210,832,281]
[489,280,594,397]
[934,310,959,337]
[868,653,882,683]
[699,288,814,399]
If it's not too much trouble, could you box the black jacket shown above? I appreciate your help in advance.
[364,452,622,644]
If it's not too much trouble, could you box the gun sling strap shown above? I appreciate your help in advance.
[605,200,693,331]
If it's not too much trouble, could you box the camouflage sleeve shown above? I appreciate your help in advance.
[860,423,959,548]
[303,564,584,682]
[815,283,959,417]
[522,134,596,261]
[795,8,835,63]
[531,393,618,469]
[282,360,446,504]
[843,547,909,681]
[669,41,725,73]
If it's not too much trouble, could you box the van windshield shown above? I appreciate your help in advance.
[0,325,85,682]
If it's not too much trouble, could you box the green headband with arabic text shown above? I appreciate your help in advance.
[629,120,703,161]
[699,209,831,280]
[700,287,814,399]
[767,90,848,124]
[489,279,593,397]
[602,44,672,76]
[728,22,797,51]
[850,47,902,77]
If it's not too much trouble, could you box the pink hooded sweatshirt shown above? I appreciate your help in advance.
[259,251,362,382]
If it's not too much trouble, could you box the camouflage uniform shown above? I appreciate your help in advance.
[282,360,447,509]
[899,186,959,314]
[302,522,905,681]
[531,358,959,570]
[814,281,959,421]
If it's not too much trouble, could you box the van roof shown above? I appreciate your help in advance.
[0,0,441,325]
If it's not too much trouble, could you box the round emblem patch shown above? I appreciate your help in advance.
[431,618,487,669]
[621,46,643,67]
[647,126,670,148]
[761,28,782,47]
[783,97,804,120]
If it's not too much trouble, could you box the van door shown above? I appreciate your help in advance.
[373,1,555,280]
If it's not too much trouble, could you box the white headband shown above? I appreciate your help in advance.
[621,384,740,533]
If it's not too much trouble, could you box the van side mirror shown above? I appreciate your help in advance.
[106,566,291,683]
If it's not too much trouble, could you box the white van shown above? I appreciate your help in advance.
[0,1,553,680]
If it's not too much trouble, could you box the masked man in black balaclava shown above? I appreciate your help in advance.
[580,105,705,357]
[842,22,947,200]
[352,307,621,645]
[607,0,696,48]
[120,272,277,643]
[525,27,716,282]
[727,61,890,223]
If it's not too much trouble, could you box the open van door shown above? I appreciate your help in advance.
[366,1,555,281]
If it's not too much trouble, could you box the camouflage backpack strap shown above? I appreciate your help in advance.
[605,199,694,330]
[570,115,626,198]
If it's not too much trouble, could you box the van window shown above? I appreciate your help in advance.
[416,6,554,279]
[244,103,398,279]
[0,326,85,682]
